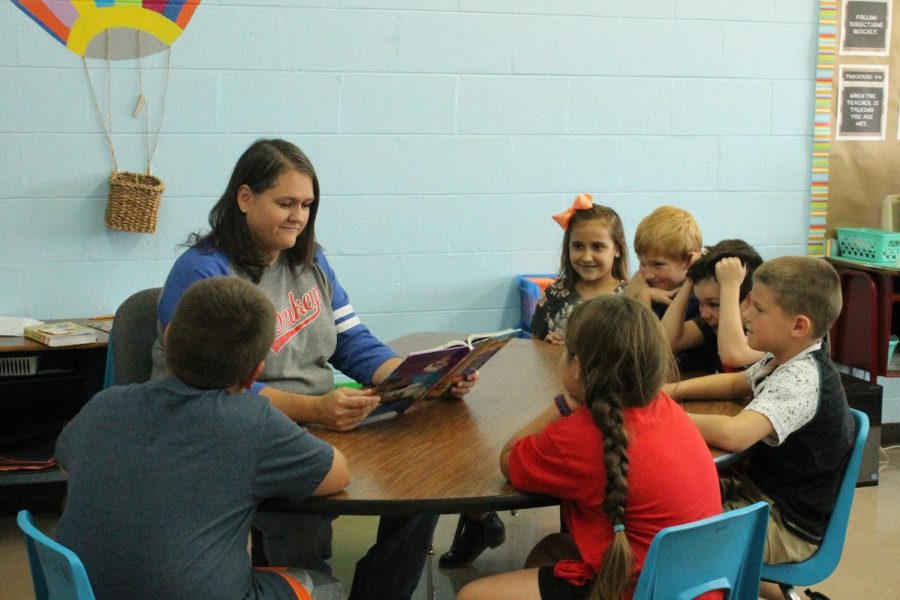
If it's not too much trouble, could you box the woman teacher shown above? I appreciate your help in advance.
[151,138,476,600]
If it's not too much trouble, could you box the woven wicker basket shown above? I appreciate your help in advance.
[105,170,165,233]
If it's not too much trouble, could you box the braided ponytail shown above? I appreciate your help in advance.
[565,295,675,600]
[590,393,633,600]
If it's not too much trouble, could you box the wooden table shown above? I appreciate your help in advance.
[263,333,745,516]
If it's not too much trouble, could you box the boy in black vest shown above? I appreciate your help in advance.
[665,256,854,600]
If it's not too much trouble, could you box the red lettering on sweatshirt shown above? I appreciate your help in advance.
[272,287,323,354]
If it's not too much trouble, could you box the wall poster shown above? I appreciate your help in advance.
[809,0,900,255]
[836,64,888,140]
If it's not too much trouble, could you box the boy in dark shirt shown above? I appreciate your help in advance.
[56,276,349,600]
[662,239,763,371]
[624,205,716,373]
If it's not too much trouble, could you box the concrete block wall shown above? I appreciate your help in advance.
[7,2,886,416]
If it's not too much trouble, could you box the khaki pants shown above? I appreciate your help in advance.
[720,477,819,564]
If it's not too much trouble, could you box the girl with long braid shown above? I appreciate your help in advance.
[457,295,722,600]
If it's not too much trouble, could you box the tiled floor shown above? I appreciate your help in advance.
[2,447,899,599]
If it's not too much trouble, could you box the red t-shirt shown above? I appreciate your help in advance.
[508,392,721,595]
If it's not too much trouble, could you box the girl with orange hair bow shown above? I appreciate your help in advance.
[532,194,630,344]
[439,195,631,571]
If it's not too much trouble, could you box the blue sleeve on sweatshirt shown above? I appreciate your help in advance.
[158,247,231,328]
[159,249,268,395]
[159,247,395,392]
[315,250,398,385]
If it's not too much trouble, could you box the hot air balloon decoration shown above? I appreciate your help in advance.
[12,1,203,233]
[11,1,201,59]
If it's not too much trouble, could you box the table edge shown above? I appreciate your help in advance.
[260,492,560,516]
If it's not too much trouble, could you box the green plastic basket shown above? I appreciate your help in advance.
[836,227,900,266]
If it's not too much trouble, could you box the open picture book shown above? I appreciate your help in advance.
[369,328,520,417]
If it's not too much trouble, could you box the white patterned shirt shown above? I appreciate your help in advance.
[743,341,823,445]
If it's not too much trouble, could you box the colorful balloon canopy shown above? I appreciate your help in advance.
[12,1,201,58]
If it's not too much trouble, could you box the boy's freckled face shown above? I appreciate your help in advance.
[693,278,721,331]
[742,283,794,354]
[637,252,690,291]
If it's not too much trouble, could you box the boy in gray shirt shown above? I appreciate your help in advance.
[57,276,349,600]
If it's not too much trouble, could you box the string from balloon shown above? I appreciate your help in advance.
[82,31,172,176]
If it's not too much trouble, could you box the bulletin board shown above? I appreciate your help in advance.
[809,0,900,255]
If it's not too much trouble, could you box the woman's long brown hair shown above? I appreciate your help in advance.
[189,139,320,283]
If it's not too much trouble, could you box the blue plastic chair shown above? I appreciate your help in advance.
[761,409,870,600]
[16,510,96,600]
[632,501,769,600]
[514,273,556,335]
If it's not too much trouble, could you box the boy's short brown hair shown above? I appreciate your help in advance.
[633,205,702,260]
[753,256,842,340]
[167,277,275,390]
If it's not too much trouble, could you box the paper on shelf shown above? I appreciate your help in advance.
[0,317,43,337]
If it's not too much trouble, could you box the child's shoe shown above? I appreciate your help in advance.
[438,512,506,568]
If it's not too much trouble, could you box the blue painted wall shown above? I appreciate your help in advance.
[2,1,842,396]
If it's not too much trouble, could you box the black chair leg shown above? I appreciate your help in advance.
[779,584,802,600]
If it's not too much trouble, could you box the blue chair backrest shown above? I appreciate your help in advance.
[633,501,769,600]
[16,510,96,600]
[761,408,869,586]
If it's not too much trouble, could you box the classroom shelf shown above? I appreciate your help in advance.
[0,323,107,509]
[0,469,65,487]
[827,257,900,382]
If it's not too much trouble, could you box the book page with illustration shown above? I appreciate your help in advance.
[373,328,519,409]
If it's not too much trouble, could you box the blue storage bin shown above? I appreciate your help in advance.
[515,274,556,334]
[836,227,900,266]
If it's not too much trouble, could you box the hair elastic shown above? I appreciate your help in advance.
[613,524,625,533]
[554,394,572,417]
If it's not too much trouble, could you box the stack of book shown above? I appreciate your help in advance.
[24,322,98,347]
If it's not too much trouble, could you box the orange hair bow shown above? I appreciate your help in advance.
[552,193,594,230]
